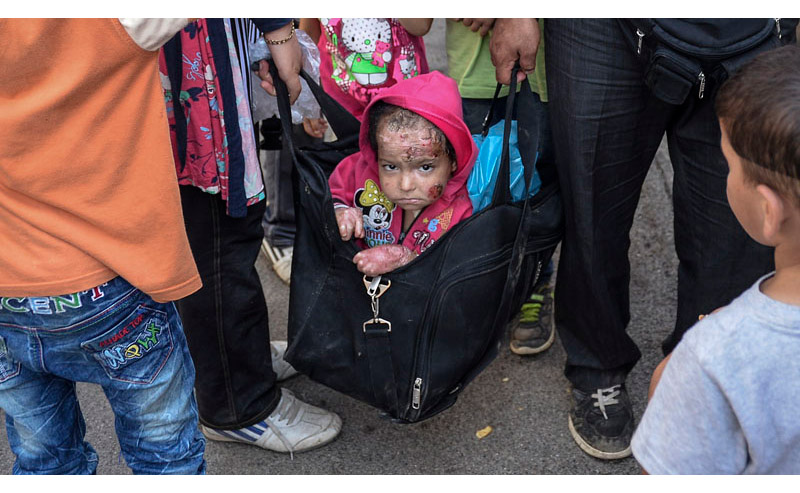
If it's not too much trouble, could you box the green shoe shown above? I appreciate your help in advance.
[509,280,555,355]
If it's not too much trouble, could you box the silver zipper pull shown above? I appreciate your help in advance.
[776,18,782,39]
[698,71,706,99]
[636,29,645,55]
[412,378,422,409]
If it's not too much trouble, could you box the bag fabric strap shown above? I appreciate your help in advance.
[270,63,361,151]
[298,70,361,139]
[489,66,519,208]
[364,324,400,416]
[488,65,539,208]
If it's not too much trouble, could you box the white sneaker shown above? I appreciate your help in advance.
[261,239,292,285]
[270,341,298,382]
[200,389,342,455]
[272,251,292,285]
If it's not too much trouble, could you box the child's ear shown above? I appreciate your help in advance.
[756,184,786,243]
[450,159,457,175]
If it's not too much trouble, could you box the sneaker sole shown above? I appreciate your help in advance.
[200,416,342,454]
[508,316,556,356]
[567,415,632,460]
[261,238,287,265]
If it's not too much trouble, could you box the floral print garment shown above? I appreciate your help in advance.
[159,20,230,197]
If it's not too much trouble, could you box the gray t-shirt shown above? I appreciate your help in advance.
[632,273,800,474]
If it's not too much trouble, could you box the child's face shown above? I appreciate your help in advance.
[376,125,457,213]
[720,121,765,243]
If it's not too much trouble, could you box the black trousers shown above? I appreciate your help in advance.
[544,19,776,390]
[176,186,279,429]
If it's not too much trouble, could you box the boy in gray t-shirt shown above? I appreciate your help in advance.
[631,45,800,474]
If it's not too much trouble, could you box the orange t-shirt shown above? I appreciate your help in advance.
[0,19,201,302]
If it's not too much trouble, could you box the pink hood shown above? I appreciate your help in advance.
[357,71,478,199]
[329,71,478,255]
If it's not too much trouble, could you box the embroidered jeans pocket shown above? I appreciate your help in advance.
[80,305,175,385]
[0,335,21,384]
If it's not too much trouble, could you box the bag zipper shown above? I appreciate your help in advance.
[776,18,782,39]
[636,26,708,99]
[636,28,645,55]
[407,230,561,420]
[411,377,422,409]
[698,71,706,99]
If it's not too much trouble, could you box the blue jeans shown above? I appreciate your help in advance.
[0,277,206,474]
[544,19,777,389]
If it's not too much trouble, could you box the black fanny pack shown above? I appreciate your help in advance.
[619,18,796,105]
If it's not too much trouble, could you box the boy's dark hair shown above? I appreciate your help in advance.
[368,101,457,165]
[716,45,800,207]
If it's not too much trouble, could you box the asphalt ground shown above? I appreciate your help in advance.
[0,19,684,475]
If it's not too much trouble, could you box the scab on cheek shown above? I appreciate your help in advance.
[428,184,444,200]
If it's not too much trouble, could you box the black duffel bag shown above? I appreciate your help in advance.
[273,65,563,423]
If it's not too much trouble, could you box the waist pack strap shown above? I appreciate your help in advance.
[364,325,400,415]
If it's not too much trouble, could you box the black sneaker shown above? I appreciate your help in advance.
[509,281,555,355]
[568,384,634,460]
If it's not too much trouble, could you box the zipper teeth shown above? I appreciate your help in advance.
[408,233,561,419]
[408,248,511,418]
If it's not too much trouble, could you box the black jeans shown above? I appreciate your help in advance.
[544,19,775,390]
[176,186,280,429]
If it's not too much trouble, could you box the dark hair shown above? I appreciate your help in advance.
[716,45,800,206]
[368,101,457,165]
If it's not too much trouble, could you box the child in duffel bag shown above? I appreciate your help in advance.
[329,71,478,275]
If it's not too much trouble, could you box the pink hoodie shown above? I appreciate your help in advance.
[329,71,478,255]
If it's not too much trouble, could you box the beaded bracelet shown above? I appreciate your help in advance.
[265,23,295,45]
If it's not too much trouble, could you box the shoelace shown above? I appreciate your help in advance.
[591,385,621,420]
[519,294,544,323]
[264,391,304,459]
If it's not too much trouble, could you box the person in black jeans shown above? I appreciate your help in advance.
[162,18,342,456]
[491,18,796,460]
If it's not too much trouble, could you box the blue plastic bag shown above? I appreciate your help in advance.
[467,120,541,213]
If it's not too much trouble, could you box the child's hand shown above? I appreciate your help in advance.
[303,117,328,139]
[353,244,417,276]
[335,206,364,241]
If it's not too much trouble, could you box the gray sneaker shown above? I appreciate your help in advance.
[509,281,555,355]
[201,388,342,456]
[568,384,634,460]
[270,341,299,382]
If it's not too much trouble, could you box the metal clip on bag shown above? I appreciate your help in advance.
[271,64,563,423]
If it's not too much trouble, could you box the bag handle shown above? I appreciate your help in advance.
[268,62,361,140]
[488,65,540,209]
[297,70,362,138]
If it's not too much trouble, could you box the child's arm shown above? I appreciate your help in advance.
[299,18,321,44]
[398,18,433,37]
[335,205,364,241]
[353,244,417,276]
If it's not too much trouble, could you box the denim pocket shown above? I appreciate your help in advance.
[0,335,21,383]
[80,305,175,384]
